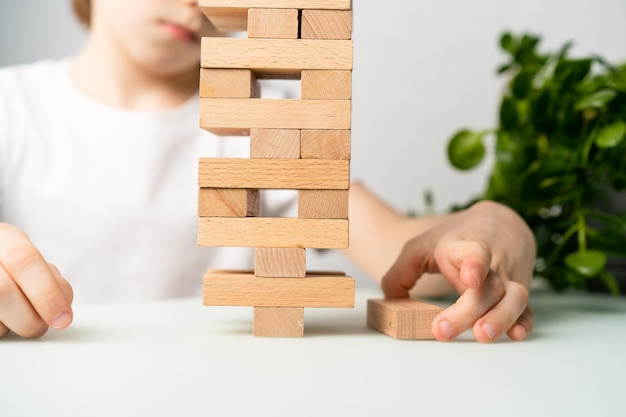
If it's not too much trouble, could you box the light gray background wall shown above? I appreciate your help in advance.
[1,0,625,282]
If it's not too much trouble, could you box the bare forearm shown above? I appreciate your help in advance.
[343,182,454,296]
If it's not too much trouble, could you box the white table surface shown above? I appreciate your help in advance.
[2,285,625,417]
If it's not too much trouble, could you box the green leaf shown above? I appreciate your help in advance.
[565,250,608,278]
[512,71,533,99]
[500,32,516,54]
[500,96,518,130]
[531,89,552,132]
[496,63,513,75]
[575,89,617,110]
[555,59,592,91]
[515,34,541,66]
[595,120,626,148]
[599,270,620,295]
[447,130,487,170]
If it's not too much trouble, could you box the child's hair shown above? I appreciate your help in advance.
[71,0,91,27]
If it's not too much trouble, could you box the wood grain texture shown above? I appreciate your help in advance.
[203,270,354,307]
[250,129,301,159]
[367,299,443,340]
[298,189,348,219]
[253,307,304,337]
[301,10,352,40]
[199,69,260,98]
[198,217,348,248]
[198,188,260,217]
[300,129,351,160]
[201,38,353,77]
[248,8,299,39]
[200,99,350,134]
[198,158,349,189]
[254,248,306,277]
[301,70,352,99]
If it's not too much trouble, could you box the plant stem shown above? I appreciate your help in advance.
[545,221,579,266]
[577,211,587,252]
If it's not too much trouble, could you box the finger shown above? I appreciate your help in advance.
[0,321,9,338]
[434,240,491,290]
[48,263,74,304]
[472,281,530,343]
[0,264,49,338]
[381,237,431,298]
[431,270,505,341]
[507,306,534,341]
[0,224,73,329]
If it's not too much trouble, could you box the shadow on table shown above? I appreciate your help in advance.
[1,324,104,343]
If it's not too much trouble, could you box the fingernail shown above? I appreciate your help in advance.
[472,267,483,286]
[482,322,496,340]
[50,311,72,329]
[438,320,454,340]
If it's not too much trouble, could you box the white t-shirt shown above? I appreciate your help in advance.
[0,59,295,304]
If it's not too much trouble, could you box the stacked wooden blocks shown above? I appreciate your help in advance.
[198,0,355,337]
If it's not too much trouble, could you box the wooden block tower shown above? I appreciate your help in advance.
[198,0,355,337]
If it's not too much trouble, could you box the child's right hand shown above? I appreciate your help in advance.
[0,223,73,338]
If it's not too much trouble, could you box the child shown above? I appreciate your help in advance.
[0,0,535,342]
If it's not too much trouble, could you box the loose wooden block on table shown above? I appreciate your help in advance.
[198,158,349,189]
[200,98,351,135]
[250,129,301,159]
[301,9,352,40]
[247,8,298,39]
[201,38,353,79]
[198,217,348,248]
[203,270,354,308]
[300,129,351,160]
[367,299,443,340]
[253,307,304,337]
[298,189,348,219]
[198,188,260,217]
[301,70,352,100]
[255,248,306,277]
[199,69,260,98]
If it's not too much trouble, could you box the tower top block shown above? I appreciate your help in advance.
[200,0,351,32]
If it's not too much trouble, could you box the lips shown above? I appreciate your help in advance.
[161,21,199,43]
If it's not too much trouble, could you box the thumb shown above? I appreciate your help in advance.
[381,237,432,298]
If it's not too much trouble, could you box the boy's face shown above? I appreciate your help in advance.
[92,0,216,76]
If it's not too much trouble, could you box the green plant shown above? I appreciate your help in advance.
[447,32,626,294]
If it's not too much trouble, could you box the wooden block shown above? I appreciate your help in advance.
[250,129,300,159]
[201,38,353,78]
[203,270,354,308]
[199,69,260,98]
[200,98,350,135]
[301,70,351,99]
[198,158,349,189]
[298,189,348,219]
[254,248,306,277]
[301,130,351,160]
[198,188,260,217]
[253,307,304,337]
[301,10,352,40]
[367,299,443,340]
[199,1,351,32]
[200,0,351,9]
[198,217,348,248]
[248,8,298,39]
